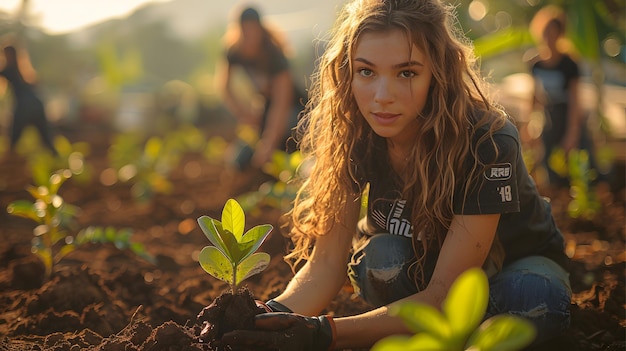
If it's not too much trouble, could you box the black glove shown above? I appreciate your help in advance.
[255,299,293,313]
[222,312,336,351]
[265,299,294,313]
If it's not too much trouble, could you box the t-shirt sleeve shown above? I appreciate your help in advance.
[453,134,521,215]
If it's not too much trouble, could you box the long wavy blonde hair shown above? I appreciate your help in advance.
[285,0,508,273]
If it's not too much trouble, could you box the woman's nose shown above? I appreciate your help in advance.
[373,78,394,104]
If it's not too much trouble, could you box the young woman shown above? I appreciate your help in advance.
[219,0,571,349]
[218,6,305,170]
[1,44,58,156]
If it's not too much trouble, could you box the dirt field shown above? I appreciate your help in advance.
[0,121,624,351]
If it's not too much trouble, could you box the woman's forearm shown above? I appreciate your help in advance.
[274,256,349,316]
[334,306,411,349]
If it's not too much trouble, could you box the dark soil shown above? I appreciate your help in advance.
[197,289,266,351]
[0,121,624,351]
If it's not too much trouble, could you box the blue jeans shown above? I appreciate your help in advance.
[347,234,572,346]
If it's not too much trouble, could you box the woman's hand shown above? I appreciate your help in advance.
[252,139,274,168]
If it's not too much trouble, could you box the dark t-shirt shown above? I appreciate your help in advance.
[226,42,305,106]
[356,118,568,270]
[531,54,579,107]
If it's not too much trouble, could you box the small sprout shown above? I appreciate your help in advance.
[197,198,272,293]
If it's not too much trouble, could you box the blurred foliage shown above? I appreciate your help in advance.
[13,127,92,185]
[6,170,79,277]
[107,123,214,203]
[566,149,601,220]
[6,169,154,279]
[107,132,176,203]
[549,148,603,220]
[237,150,310,215]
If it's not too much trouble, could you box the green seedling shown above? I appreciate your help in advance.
[108,125,211,203]
[108,132,176,202]
[567,149,601,220]
[197,199,272,293]
[7,169,154,278]
[7,169,79,277]
[549,147,602,220]
[372,268,536,351]
[74,226,155,264]
[12,129,92,186]
[203,135,228,163]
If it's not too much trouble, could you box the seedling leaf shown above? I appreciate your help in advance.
[6,201,40,222]
[466,315,536,351]
[238,224,273,263]
[220,227,241,262]
[390,301,450,338]
[199,246,233,284]
[197,216,229,255]
[222,198,245,241]
[236,252,271,286]
[444,267,488,337]
[372,333,448,351]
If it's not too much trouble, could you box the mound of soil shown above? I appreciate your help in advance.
[0,123,624,350]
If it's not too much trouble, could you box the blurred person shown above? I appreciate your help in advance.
[529,6,599,189]
[199,0,572,349]
[0,43,58,157]
[217,5,305,171]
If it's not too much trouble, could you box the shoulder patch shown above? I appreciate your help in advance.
[484,163,512,181]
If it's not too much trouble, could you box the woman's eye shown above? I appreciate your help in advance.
[400,70,416,78]
[358,68,373,77]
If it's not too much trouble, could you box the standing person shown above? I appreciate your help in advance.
[218,5,305,171]
[205,0,572,349]
[0,44,58,157]
[529,6,594,189]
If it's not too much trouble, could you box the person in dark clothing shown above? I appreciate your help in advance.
[529,6,598,188]
[218,6,304,171]
[218,7,306,170]
[1,44,58,156]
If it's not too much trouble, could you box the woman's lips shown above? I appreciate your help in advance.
[372,112,401,125]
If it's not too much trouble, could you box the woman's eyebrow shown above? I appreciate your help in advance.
[353,57,424,69]
[394,60,424,69]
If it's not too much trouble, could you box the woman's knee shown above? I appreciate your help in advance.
[348,234,417,307]
[487,257,571,344]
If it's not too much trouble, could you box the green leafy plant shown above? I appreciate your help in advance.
[6,169,79,277]
[566,149,601,220]
[549,148,602,220]
[74,226,155,264]
[197,198,272,293]
[107,132,176,202]
[7,169,154,278]
[372,268,536,351]
[12,129,92,186]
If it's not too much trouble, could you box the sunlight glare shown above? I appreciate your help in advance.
[1,0,172,34]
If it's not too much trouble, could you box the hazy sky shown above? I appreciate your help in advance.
[1,0,171,34]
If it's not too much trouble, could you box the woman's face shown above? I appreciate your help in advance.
[240,20,263,56]
[351,29,432,149]
[542,21,561,51]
